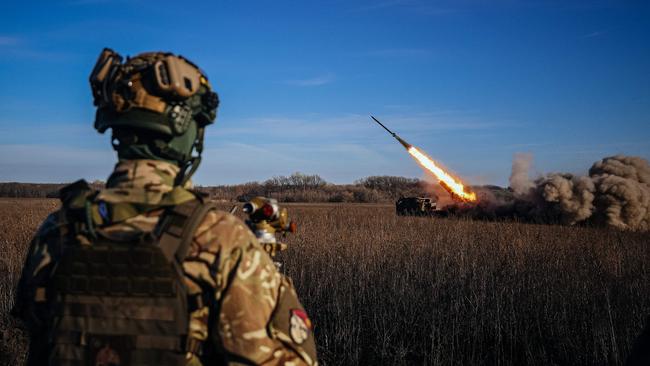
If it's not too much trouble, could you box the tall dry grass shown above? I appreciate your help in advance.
[281,204,650,365]
[0,198,58,364]
[0,199,648,365]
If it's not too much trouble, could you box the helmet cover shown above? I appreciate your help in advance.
[89,48,220,184]
[90,48,218,136]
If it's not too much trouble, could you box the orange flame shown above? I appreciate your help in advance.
[407,146,477,202]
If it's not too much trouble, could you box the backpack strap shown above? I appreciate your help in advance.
[155,196,218,263]
[154,195,218,358]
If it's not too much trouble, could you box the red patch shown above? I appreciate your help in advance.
[289,308,312,345]
[87,335,129,366]
[291,309,312,330]
[94,344,121,366]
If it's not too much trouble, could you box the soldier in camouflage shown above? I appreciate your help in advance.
[12,49,318,366]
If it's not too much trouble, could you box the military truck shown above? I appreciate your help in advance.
[396,196,437,216]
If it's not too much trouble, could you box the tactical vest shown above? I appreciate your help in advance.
[46,180,216,366]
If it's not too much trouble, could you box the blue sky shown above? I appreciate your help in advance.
[1,0,648,186]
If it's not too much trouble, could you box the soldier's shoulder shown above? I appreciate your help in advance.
[34,179,93,239]
[191,201,257,254]
[35,210,66,240]
[30,179,97,243]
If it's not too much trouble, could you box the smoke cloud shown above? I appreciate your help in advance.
[533,173,596,225]
[509,152,535,196]
[518,155,650,231]
[589,156,650,231]
[445,155,650,231]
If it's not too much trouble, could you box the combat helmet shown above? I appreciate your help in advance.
[89,48,219,185]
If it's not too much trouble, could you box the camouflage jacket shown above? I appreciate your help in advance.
[13,160,318,366]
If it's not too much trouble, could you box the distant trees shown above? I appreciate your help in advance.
[2,174,434,203]
[264,173,327,194]
[0,181,104,198]
[0,183,65,198]
[355,176,422,200]
[195,173,432,203]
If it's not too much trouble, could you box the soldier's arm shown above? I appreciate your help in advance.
[183,210,318,366]
[12,212,63,329]
[11,211,69,365]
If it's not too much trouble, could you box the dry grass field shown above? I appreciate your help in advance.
[1,198,649,365]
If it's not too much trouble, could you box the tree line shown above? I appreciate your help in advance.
[200,173,431,203]
[0,173,435,203]
[0,181,104,198]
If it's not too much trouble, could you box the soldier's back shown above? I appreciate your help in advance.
[14,181,317,365]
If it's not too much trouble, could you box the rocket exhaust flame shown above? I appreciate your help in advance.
[370,116,477,202]
[407,146,477,202]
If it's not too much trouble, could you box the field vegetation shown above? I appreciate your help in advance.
[1,198,649,365]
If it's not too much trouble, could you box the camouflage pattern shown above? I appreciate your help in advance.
[98,159,196,239]
[13,159,318,365]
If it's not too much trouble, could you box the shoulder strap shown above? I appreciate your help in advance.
[156,197,218,263]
